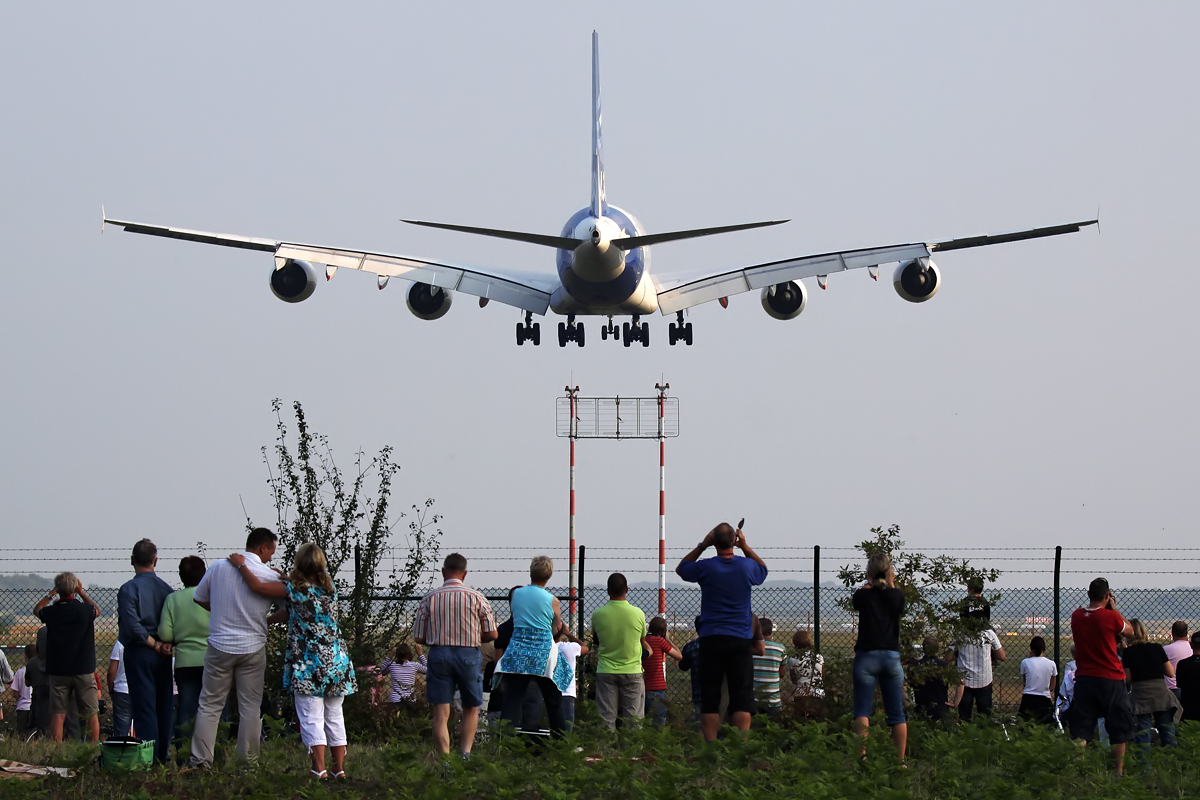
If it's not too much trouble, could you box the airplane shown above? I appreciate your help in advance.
[103,32,1097,349]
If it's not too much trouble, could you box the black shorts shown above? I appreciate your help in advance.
[1018,693,1054,724]
[698,635,755,715]
[1070,675,1134,744]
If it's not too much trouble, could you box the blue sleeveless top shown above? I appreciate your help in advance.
[511,584,554,632]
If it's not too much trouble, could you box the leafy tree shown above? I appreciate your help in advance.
[252,399,442,667]
[837,524,1002,698]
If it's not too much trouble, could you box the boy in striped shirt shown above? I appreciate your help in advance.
[643,617,682,726]
[752,618,786,718]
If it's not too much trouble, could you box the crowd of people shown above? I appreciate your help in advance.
[3,523,1199,780]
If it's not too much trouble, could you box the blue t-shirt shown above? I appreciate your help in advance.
[511,584,555,631]
[677,555,768,638]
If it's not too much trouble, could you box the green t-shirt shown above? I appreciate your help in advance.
[158,587,210,669]
[592,600,647,674]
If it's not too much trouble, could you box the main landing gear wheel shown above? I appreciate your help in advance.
[622,316,650,348]
[622,321,632,348]
[516,313,541,346]
[668,313,694,346]
[558,316,585,348]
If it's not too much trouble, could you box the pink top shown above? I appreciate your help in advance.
[1164,639,1192,690]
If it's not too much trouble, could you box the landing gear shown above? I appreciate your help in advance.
[600,316,619,342]
[557,315,585,348]
[668,312,694,346]
[622,315,650,348]
[516,312,541,346]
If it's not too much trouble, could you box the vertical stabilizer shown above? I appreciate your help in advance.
[590,30,606,218]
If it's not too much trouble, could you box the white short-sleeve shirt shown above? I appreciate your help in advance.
[108,641,128,693]
[1020,655,1058,698]
[193,553,281,655]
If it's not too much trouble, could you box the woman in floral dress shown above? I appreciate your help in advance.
[229,543,357,779]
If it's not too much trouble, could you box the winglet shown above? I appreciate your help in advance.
[590,31,605,219]
[101,204,106,234]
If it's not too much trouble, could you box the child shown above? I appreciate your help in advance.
[788,629,825,700]
[753,618,787,718]
[555,626,589,732]
[1019,636,1058,724]
[380,643,427,704]
[643,617,682,727]
[9,645,34,740]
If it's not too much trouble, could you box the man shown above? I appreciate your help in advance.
[1174,631,1200,722]
[1070,577,1135,777]
[909,636,951,722]
[413,553,498,757]
[590,572,649,730]
[190,527,284,769]
[960,576,991,621]
[951,618,1005,722]
[117,538,175,763]
[32,572,101,742]
[1163,621,1191,701]
[676,522,768,742]
[752,618,786,719]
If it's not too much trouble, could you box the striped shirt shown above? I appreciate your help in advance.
[753,640,786,707]
[380,656,427,702]
[955,628,1002,688]
[643,635,671,691]
[412,579,497,648]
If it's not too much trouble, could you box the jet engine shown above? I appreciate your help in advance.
[893,259,941,303]
[760,281,808,320]
[269,259,318,303]
[406,282,453,320]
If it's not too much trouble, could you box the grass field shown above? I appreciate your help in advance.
[1,718,1198,799]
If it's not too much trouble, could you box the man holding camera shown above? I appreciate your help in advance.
[1069,577,1134,776]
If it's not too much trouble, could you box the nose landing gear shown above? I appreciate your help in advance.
[668,312,694,346]
[516,312,541,346]
[558,315,586,347]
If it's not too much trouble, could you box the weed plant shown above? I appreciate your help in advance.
[1,718,1197,799]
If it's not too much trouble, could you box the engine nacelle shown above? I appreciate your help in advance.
[269,259,317,303]
[406,283,453,320]
[893,258,940,303]
[760,281,808,320]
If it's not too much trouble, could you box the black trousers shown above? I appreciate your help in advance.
[500,674,565,736]
[958,683,993,721]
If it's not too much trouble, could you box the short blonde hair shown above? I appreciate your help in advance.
[530,555,554,583]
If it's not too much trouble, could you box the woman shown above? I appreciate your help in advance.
[229,543,356,779]
[158,555,210,748]
[495,555,572,736]
[1122,619,1181,756]
[851,553,907,762]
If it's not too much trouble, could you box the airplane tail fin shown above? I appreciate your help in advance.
[590,30,605,219]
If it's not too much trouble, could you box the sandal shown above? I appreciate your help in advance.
[311,770,328,779]
[332,771,347,779]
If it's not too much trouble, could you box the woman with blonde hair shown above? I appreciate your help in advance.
[495,555,572,736]
[229,542,356,779]
[1121,618,1181,757]
[850,552,907,762]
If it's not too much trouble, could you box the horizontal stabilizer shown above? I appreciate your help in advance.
[929,220,1098,252]
[613,219,788,250]
[401,219,579,250]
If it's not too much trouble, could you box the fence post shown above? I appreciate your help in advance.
[813,545,821,655]
[577,545,586,635]
[1053,545,1062,671]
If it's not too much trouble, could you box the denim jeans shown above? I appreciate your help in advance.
[1134,710,1177,753]
[561,696,575,732]
[111,691,132,738]
[851,650,906,725]
[174,666,204,747]
[645,689,667,726]
[124,642,175,763]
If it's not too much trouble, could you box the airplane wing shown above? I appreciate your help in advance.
[653,220,1098,314]
[103,217,558,314]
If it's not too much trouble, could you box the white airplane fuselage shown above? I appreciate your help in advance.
[550,205,657,316]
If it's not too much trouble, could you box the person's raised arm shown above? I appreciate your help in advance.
[676,529,716,576]
[668,645,683,662]
[33,586,56,616]
[227,553,287,598]
[551,597,564,637]
[735,528,767,570]
[75,582,101,619]
[1106,593,1133,637]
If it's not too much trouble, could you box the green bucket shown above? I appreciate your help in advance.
[99,738,155,772]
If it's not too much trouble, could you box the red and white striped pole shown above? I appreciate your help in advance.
[655,382,669,615]
[566,385,579,631]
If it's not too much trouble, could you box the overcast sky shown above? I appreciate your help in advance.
[2,3,1197,589]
